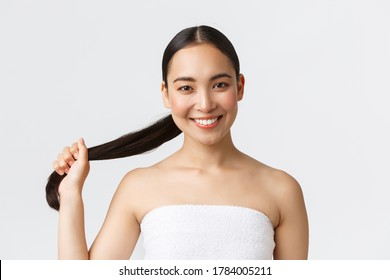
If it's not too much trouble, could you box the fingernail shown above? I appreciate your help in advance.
[74,153,79,159]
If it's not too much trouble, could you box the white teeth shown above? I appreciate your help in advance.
[194,117,218,126]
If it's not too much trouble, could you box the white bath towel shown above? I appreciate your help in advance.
[140,204,275,259]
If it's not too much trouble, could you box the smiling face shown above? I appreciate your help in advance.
[162,44,245,146]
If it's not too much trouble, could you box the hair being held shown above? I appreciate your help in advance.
[46,115,181,210]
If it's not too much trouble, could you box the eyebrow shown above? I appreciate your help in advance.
[173,73,233,83]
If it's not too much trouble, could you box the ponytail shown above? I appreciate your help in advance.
[45,114,182,211]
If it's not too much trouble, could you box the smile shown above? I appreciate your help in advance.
[191,116,222,128]
[195,117,218,125]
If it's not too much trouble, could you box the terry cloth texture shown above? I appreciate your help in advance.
[140,204,275,259]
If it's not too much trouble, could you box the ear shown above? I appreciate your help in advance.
[237,74,245,101]
[161,81,171,108]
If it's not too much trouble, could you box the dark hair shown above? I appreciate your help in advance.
[45,25,240,211]
[162,25,240,85]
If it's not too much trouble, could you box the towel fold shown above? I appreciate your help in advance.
[140,204,275,259]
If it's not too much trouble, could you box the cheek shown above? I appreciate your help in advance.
[220,92,239,112]
[169,96,191,117]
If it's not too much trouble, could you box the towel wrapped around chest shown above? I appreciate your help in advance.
[140,204,275,260]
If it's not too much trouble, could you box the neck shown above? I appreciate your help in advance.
[177,131,241,170]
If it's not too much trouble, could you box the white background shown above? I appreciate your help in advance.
[0,0,389,259]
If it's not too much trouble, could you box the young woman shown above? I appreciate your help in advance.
[46,25,309,260]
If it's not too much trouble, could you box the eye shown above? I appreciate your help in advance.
[213,82,228,89]
[178,85,193,92]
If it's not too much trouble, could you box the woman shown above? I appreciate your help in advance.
[47,25,309,260]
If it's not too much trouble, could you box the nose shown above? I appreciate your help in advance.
[195,89,216,113]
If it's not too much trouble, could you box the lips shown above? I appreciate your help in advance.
[191,116,222,128]
[194,117,218,126]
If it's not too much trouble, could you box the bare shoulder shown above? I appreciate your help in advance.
[116,167,160,201]
[88,167,159,259]
[250,162,309,259]
[267,168,306,222]
[265,167,303,202]
[245,157,306,225]
[248,158,303,202]
[115,166,166,221]
[119,167,159,189]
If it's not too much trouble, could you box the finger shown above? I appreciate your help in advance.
[57,153,70,173]
[53,160,64,176]
[70,142,79,160]
[77,138,88,162]
[62,147,75,167]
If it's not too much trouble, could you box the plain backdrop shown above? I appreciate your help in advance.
[0,0,389,259]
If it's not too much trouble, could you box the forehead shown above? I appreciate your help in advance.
[167,44,235,80]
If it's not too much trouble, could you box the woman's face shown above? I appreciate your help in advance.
[162,44,245,146]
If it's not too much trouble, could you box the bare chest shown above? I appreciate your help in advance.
[136,170,279,227]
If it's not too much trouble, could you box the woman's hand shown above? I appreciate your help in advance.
[53,138,90,196]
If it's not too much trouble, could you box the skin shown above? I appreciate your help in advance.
[54,44,309,260]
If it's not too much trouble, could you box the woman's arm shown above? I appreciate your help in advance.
[54,139,140,259]
[58,190,89,259]
[273,172,309,259]
[88,172,141,259]
[54,139,90,259]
